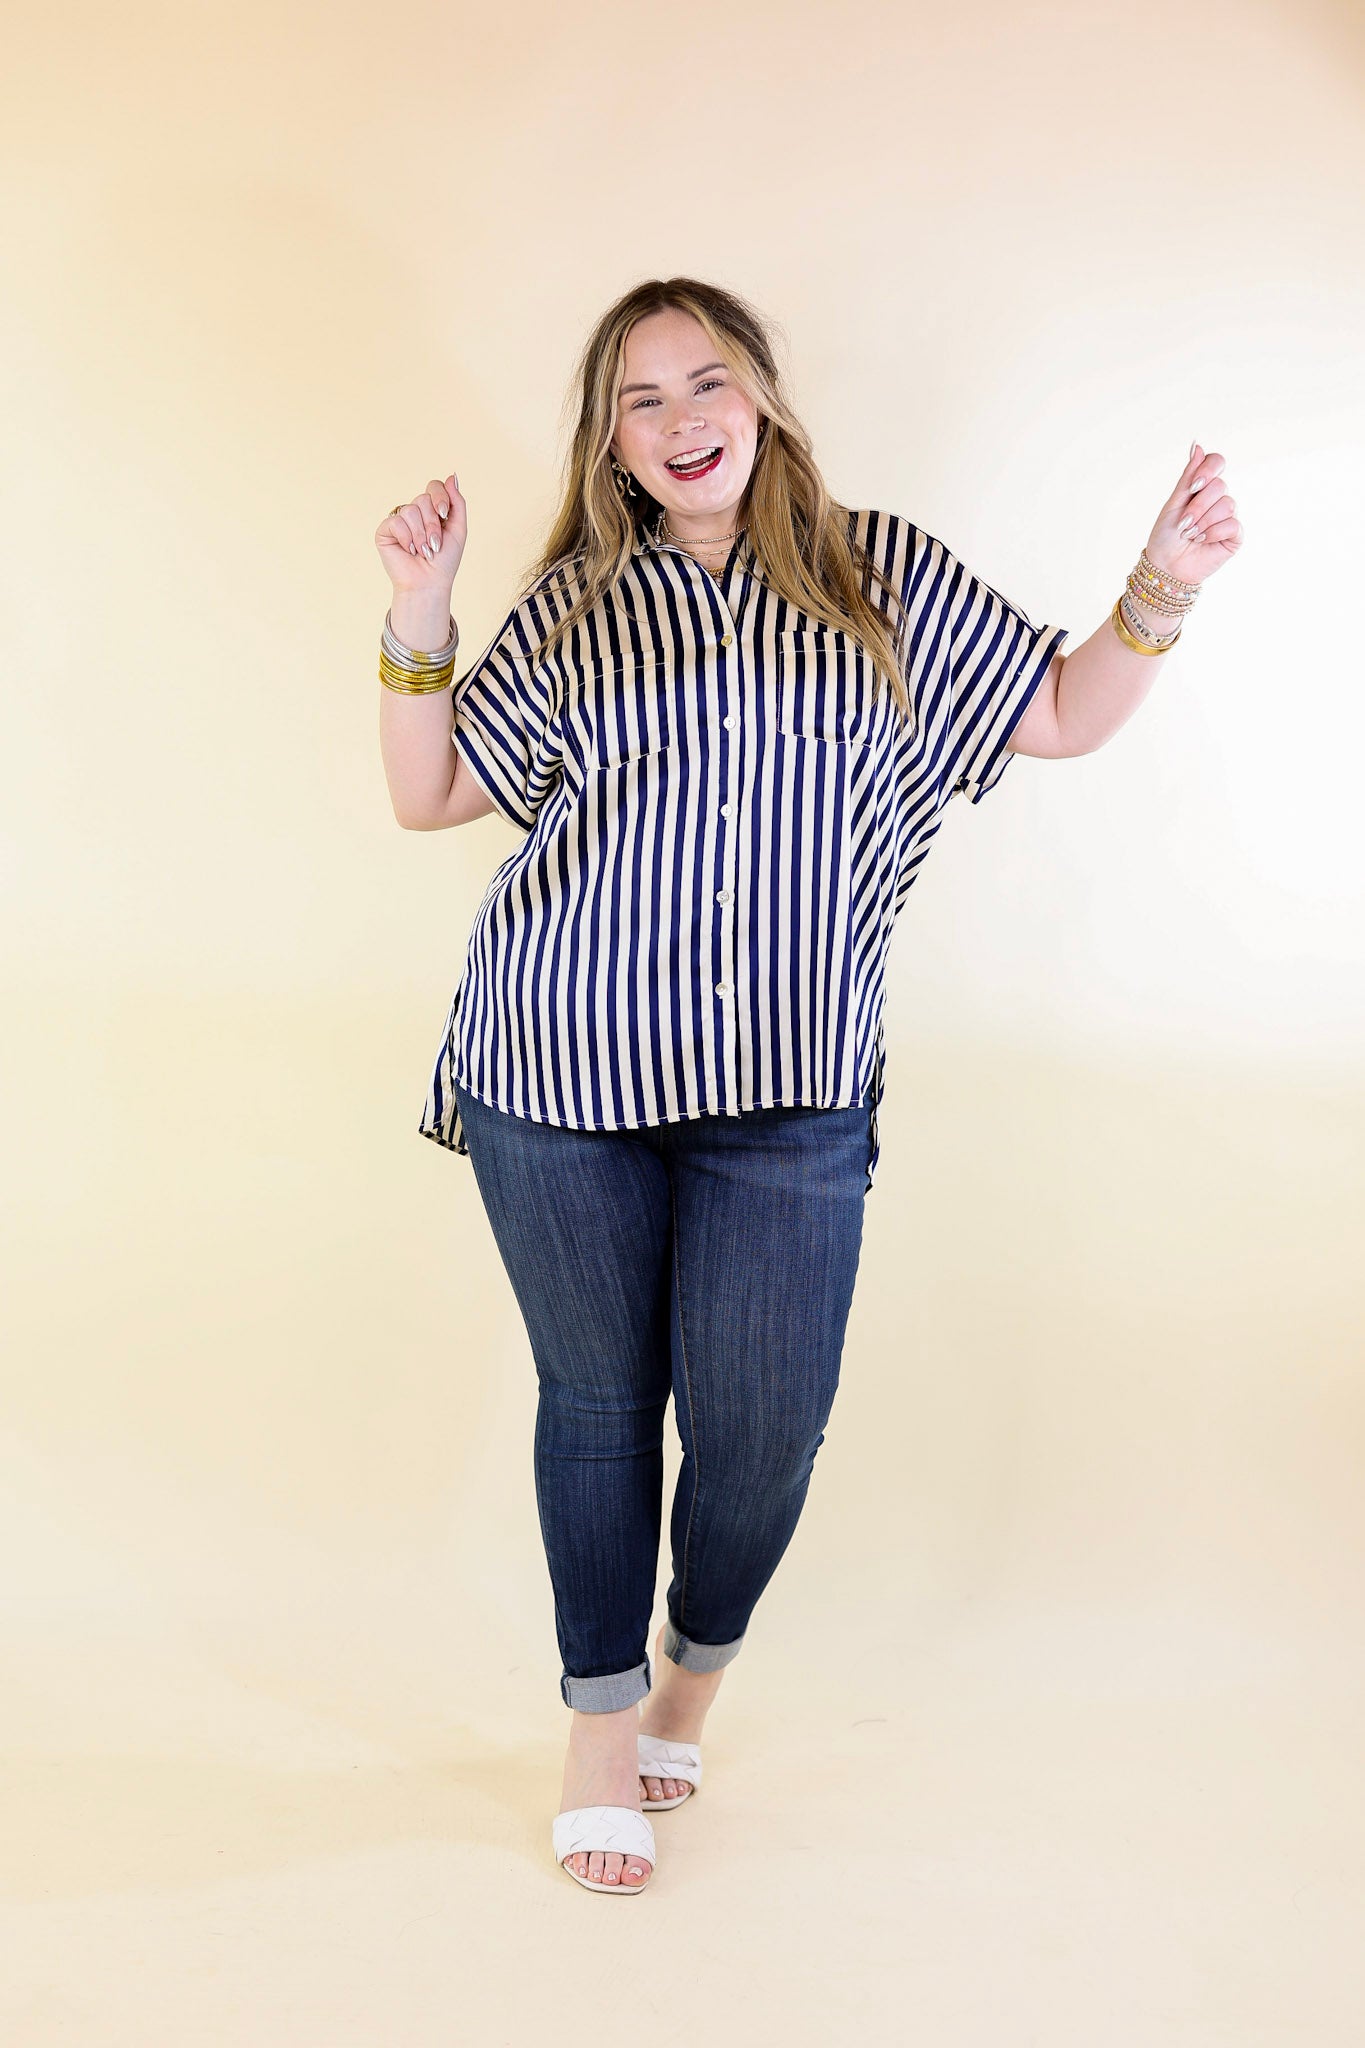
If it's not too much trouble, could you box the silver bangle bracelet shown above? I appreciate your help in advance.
[1119,592,1181,647]
[382,608,459,670]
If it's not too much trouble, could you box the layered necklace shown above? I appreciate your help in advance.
[659,510,743,551]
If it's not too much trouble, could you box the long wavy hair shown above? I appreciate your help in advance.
[512,276,915,725]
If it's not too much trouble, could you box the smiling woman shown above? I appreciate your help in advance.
[615,334,751,505]
[622,344,749,487]
[514,276,918,721]
[374,269,1236,1901]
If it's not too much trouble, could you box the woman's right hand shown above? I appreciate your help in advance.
[375,472,467,595]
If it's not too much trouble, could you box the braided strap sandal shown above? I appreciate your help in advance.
[551,1804,656,1893]
[637,1732,703,1809]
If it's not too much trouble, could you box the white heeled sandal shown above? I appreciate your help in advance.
[637,1731,703,1810]
[552,1803,657,1893]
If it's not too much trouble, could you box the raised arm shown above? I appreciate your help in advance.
[1008,441,1242,760]
[375,472,495,829]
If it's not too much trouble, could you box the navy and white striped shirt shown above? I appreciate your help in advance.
[418,507,1068,1192]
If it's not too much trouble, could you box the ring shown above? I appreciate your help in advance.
[390,503,404,516]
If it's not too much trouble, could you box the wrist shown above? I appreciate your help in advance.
[389,586,458,653]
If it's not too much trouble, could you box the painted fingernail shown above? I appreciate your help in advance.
[1189,439,1197,460]
[432,530,441,552]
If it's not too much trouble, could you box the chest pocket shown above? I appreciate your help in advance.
[775,629,875,747]
[574,654,674,770]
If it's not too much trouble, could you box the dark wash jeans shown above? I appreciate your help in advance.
[452,1077,873,1712]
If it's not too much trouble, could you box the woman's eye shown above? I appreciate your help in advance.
[630,378,725,411]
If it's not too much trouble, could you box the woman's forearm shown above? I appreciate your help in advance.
[1053,590,1183,755]
[379,587,460,828]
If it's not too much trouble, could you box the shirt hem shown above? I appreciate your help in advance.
[441,1074,876,1138]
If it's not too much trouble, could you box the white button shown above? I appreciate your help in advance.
[715,982,732,997]
[723,714,737,729]
[720,803,732,817]
[716,889,731,905]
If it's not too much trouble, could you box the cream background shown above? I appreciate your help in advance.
[4,0,1363,2039]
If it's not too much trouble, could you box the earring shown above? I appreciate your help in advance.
[610,455,637,499]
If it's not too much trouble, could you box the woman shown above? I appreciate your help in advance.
[375,277,1241,1895]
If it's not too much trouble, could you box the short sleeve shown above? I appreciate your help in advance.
[930,541,1069,806]
[449,586,565,832]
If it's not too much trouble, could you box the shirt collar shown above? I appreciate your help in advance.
[634,506,754,569]
[632,505,668,556]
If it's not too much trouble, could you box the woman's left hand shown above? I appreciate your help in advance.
[1144,443,1243,582]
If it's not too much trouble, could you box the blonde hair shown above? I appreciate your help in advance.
[512,276,915,724]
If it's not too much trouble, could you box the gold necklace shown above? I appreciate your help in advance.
[662,519,741,546]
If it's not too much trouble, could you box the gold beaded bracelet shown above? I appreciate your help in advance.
[1128,549,1200,617]
[1108,547,1204,655]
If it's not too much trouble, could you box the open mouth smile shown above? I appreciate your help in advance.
[664,446,723,479]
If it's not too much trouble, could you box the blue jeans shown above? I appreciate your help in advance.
[452,1078,873,1712]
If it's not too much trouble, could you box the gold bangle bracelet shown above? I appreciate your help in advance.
[382,654,459,673]
[379,663,456,695]
[379,648,456,676]
[1111,598,1180,657]
[379,649,456,681]
[376,651,456,684]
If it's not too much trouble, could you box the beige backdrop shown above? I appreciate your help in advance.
[4,0,1363,2039]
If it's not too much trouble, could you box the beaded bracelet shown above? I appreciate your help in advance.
[1108,544,1205,655]
[1128,549,1200,618]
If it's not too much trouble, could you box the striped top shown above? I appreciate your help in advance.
[418,506,1069,1192]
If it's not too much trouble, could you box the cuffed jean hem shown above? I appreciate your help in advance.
[560,1654,652,1712]
[663,1616,746,1673]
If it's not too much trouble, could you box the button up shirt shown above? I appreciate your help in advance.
[418,506,1069,1192]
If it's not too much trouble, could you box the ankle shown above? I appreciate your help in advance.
[641,1669,721,1736]
[567,1703,639,1745]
